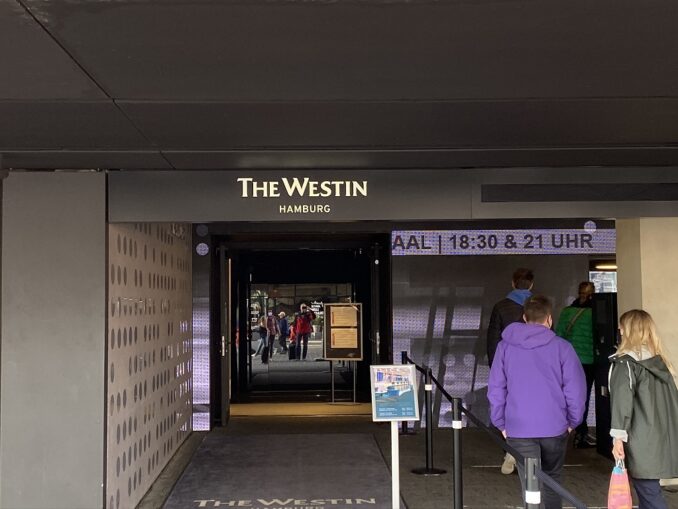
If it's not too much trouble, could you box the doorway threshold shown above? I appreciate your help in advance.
[230,402,371,417]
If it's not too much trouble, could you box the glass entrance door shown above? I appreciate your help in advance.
[248,283,354,397]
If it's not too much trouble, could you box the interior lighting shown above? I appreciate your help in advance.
[595,263,618,270]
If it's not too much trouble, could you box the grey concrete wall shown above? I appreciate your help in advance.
[1,172,106,509]
[393,253,590,426]
[616,219,643,314]
[617,218,678,374]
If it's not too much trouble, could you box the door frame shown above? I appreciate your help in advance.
[209,231,392,411]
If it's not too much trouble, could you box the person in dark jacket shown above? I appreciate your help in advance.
[489,295,586,509]
[610,309,678,509]
[555,281,596,448]
[487,267,534,474]
[253,315,267,357]
[277,311,289,354]
[487,268,535,367]
[264,311,280,362]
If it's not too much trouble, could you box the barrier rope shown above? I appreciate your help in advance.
[402,353,588,509]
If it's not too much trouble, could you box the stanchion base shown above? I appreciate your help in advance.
[411,467,447,476]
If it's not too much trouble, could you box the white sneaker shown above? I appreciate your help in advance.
[501,453,516,475]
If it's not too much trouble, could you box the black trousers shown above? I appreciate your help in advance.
[507,432,569,509]
[278,333,288,352]
[576,363,595,437]
[295,333,310,359]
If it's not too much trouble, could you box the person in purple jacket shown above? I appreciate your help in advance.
[488,294,586,509]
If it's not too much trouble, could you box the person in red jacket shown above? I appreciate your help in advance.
[293,303,316,360]
[288,323,297,360]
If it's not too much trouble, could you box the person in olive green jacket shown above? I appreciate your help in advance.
[555,281,595,448]
[610,309,678,509]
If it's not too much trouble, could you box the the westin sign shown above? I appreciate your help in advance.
[107,170,472,222]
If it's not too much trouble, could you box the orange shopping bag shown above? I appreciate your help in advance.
[608,459,632,509]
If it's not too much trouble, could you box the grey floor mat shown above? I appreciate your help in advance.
[163,432,403,509]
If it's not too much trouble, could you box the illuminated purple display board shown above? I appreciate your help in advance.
[392,228,616,256]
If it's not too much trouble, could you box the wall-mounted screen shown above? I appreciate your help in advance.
[589,271,618,293]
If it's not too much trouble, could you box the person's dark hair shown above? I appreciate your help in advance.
[578,281,595,294]
[512,268,534,290]
[523,295,552,323]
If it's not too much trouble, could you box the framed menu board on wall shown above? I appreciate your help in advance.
[323,303,363,361]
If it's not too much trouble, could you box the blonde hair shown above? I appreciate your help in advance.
[618,309,674,374]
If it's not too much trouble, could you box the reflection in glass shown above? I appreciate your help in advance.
[246,283,354,394]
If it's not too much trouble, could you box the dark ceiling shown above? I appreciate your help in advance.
[2,0,678,170]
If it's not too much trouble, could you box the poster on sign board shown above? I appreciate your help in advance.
[324,303,363,360]
[370,365,420,422]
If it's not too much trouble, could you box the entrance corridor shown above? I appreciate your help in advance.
[140,411,678,509]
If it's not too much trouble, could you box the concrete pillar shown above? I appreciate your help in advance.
[617,218,678,375]
[1,172,106,508]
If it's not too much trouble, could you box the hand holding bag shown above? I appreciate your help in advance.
[608,459,632,509]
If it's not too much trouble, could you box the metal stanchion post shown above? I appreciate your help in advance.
[391,421,400,509]
[400,351,415,435]
[525,457,541,509]
[353,361,358,403]
[412,367,446,476]
[331,360,335,403]
[452,398,463,509]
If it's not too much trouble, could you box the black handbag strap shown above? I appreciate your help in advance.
[565,308,587,336]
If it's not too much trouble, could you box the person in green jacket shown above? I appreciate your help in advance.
[610,309,678,509]
[555,281,596,448]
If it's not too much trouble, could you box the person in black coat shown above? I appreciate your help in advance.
[486,267,534,475]
[487,268,535,367]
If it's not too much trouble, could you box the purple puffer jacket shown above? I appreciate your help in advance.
[488,322,586,438]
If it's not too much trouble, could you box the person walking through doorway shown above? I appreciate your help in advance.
[610,309,678,509]
[555,281,596,448]
[264,310,280,363]
[488,295,586,509]
[294,303,316,360]
[487,268,535,366]
[487,267,534,474]
[288,323,297,360]
[253,315,267,357]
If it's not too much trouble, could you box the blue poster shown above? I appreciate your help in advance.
[370,365,420,422]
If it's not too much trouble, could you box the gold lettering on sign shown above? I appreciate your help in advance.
[237,177,368,198]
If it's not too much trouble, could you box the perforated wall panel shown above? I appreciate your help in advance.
[393,254,589,428]
[106,223,192,509]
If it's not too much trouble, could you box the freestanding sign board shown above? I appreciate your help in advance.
[370,365,419,422]
[370,364,419,509]
[324,303,363,360]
